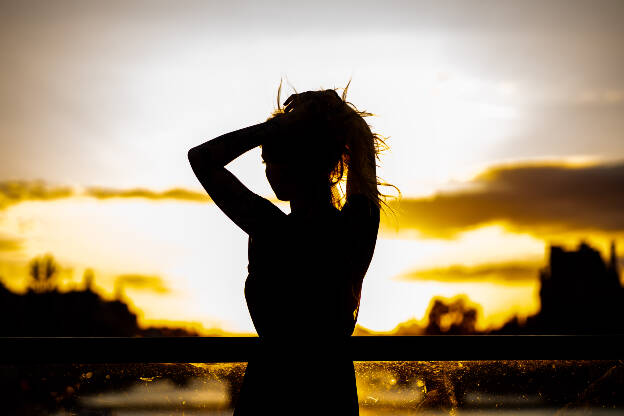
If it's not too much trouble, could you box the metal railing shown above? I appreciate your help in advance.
[2,335,623,363]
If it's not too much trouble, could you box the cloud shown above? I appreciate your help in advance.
[386,161,624,238]
[0,180,74,210]
[114,274,170,294]
[0,236,22,252]
[0,180,214,210]
[5,160,624,241]
[400,261,541,282]
[576,89,624,106]
[86,187,210,202]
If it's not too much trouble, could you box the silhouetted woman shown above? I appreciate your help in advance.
[188,88,385,415]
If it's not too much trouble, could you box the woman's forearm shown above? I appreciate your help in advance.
[188,119,279,169]
[346,144,377,198]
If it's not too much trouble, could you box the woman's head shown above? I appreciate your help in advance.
[262,85,390,209]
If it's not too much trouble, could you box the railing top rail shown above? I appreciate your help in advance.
[1,335,622,363]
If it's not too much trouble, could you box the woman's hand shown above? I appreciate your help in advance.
[283,90,342,115]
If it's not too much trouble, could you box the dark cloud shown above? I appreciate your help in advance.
[0,180,74,210]
[401,261,540,282]
[386,161,624,238]
[114,274,169,294]
[86,187,210,202]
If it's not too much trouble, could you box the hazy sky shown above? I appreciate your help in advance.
[2,0,623,196]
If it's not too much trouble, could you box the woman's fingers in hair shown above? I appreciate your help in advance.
[284,94,302,113]
[283,90,343,116]
[324,89,341,100]
[284,94,296,108]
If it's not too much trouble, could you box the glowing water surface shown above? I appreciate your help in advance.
[4,360,621,414]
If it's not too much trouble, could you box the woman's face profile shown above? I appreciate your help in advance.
[265,161,295,201]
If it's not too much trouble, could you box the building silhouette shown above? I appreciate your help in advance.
[494,241,623,334]
[0,277,198,337]
[535,241,623,333]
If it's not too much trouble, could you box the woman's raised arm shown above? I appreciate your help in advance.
[345,128,377,201]
[188,120,286,236]
[188,121,278,169]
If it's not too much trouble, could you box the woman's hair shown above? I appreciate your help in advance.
[264,81,397,211]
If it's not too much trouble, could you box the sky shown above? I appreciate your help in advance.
[1,0,623,333]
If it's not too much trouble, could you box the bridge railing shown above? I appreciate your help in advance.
[2,335,622,363]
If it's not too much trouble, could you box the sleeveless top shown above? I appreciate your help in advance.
[244,194,380,343]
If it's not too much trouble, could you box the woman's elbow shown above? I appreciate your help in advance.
[188,148,206,180]
[188,147,217,186]
[187,147,199,166]
[188,147,209,173]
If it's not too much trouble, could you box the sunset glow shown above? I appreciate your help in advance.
[1,0,623,336]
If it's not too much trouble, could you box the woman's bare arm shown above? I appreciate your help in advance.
[188,120,286,235]
[345,138,377,199]
[188,121,278,169]
[343,131,380,271]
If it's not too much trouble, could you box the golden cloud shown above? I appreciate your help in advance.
[0,181,213,209]
[114,274,170,294]
[0,236,22,252]
[385,161,624,238]
[86,187,210,202]
[400,261,541,282]
[0,180,73,209]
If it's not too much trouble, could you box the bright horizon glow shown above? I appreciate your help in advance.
[4,196,618,333]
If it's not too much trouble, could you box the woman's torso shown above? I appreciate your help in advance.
[245,206,345,340]
[244,196,378,341]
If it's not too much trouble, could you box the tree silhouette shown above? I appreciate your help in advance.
[82,268,95,291]
[28,254,59,293]
[425,297,478,335]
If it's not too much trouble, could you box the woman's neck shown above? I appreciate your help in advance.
[290,184,334,217]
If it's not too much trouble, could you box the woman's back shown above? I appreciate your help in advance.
[245,194,379,341]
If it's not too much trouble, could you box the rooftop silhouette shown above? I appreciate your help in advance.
[0,256,198,337]
[535,241,622,333]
